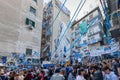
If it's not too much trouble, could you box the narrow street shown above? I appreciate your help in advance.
[0,0,120,80]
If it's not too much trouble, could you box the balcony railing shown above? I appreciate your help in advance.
[110,10,120,29]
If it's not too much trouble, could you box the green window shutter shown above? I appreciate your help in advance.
[32,21,35,27]
[26,48,32,56]
[26,18,29,25]
[26,18,35,28]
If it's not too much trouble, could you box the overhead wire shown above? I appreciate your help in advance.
[52,0,116,58]
[50,0,67,27]
[51,0,85,58]
[73,0,87,20]
[52,0,86,57]
[57,0,87,51]
[58,0,85,44]
[42,0,67,52]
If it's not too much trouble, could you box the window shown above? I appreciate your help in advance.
[91,37,94,40]
[33,0,37,3]
[89,14,93,20]
[112,13,119,25]
[30,6,36,15]
[89,30,94,35]
[26,18,36,27]
[26,48,32,56]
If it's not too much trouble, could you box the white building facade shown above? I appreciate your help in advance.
[0,0,43,64]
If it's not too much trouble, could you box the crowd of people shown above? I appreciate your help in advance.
[0,58,120,80]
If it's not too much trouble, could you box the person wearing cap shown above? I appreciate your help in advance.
[50,68,65,80]
[0,69,8,80]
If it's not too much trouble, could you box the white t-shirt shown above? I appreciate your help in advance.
[76,75,86,80]
[44,69,49,77]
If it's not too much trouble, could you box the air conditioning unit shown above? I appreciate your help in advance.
[29,25,33,30]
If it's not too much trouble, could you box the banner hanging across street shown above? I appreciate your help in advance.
[89,42,120,56]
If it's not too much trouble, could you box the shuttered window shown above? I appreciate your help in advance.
[25,18,36,27]
[30,6,36,15]
[26,48,32,56]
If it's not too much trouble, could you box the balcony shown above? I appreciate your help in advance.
[88,33,102,44]
[46,29,52,36]
[110,10,120,33]
[42,34,46,38]
[42,38,46,41]
[108,0,119,13]
[42,22,47,29]
[41,43,45,46]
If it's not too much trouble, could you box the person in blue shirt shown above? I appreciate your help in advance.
[103,66,119,80]
[0,69,8,80]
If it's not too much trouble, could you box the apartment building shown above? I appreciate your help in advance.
[106,0,120,40]
[0,0,43,64]
[72,7,105,57]
[41,0,70,60]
